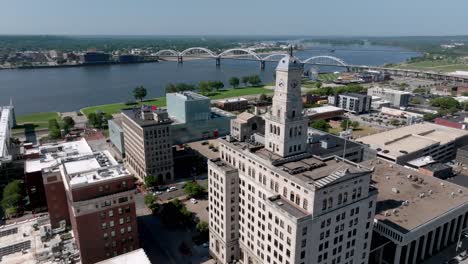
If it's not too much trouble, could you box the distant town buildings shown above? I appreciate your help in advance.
[215,98,249,112]
[303,105,344,122]
[122,106,174,182]
[358,123,468,165]
[80,51,111,64]
[208,53,376,264]
[329,93,372,114]
[367,87,412,108]
[434,113,468,130]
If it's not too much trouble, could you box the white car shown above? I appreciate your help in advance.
[166,186,177,192]
[190,198,198,204]
[153,191,162,196]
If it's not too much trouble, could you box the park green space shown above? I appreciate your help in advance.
[13,112,60,133]
[81,86,272,116]
[318,73,339,82]
[396,60,468,72]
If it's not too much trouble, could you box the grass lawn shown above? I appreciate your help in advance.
[81,86,273,116]
[398,60,468,72]
[318,73,339,82]
[13,112,60,133]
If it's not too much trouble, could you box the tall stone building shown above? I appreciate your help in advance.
[122,106,174,182]
[208,53,378,264]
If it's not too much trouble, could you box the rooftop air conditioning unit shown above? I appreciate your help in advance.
[391,187,400,194]
[385,211,391,216]
[428,190,433,195]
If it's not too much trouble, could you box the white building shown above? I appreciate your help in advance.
[367,87,411,108]
[208,53,377,264]
[366,159,468,264]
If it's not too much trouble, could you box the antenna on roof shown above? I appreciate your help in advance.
[289,45,293,56]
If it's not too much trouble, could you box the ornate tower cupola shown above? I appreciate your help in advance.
[264,50,308,157]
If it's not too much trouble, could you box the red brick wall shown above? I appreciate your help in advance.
[44,179,70,228]
[73,202,139,264]
[71,176,135,202]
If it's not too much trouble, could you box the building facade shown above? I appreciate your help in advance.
[208,54,377,264]
[329,93,372,114]
[367,87,411,108]
[215,98,249,112]
[230,112,265,142]
[108,118,125,156]
[122,106,174,182]
[43,151,139,264]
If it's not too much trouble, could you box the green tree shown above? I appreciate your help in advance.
[248,75,262,86]
[229,77,240,88]
[316,81,323,89]
[211,81,224,91]
[259,93,268,102]
[241,76,250,86]
[87,113,101,128]
[62,116,75,128]
[462,92,468,96]
[196,221,209,240]
[1,180,24,218]
[144,194,156,207]
[198,81,213,95]
[410,97,422,105]
[429,97,460,109]
[184,181,205,198]
[340,120,350,130]
[133,86,147,102]
[389,119,400,126]
[48,118,61,139]
[310,120,332,132]
[145,175,157,188]
[351,121,360,130]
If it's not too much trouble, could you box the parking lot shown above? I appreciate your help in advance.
[184,198,209,223]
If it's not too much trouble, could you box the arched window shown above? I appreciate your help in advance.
[343,192,348,203]
[303,199,308,210]
[322,199,327,211]
[277,127,280,135]
[292,110,296,118]
[252,123,258,131]
[338,194,343,205]
[298,126,302,135]
[290,128,293,137]
[328,197,333,209]
[294,127,298,136]
[270,124,273,133]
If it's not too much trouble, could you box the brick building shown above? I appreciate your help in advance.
[44,150,139,264]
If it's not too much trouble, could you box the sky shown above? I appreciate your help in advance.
[1,0,467,36]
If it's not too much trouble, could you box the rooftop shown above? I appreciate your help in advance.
[218,97,248,103]
[95,249,150,264]
[357,123,468,159]
[268,195,308,219]
[307,128,363,158]
[340,93,369,99]
[25,138,92,173]
[222,137,371,190]
[364,159,468,232]
[236,112,256,123]
[121,107,173,127]
[60,151,130,187]
[168,91,209,101]
[303,105,344,116]
[0,215,80,264]
[368,87,412,95]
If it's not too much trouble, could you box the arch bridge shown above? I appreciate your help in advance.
[155,47,351,69]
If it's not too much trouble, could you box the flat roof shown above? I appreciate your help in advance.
[303,105,344,116]
[357,123,468,160]
[222,138,371,190]
[368,87,412,95]
[307,128,363,158]
[268,195,308,219]
[0,215,79,264]
[167,91,209,101]
[121,108,173,127]
[61,151,129,187]
[25,138,92,173]
[364,159,468,232]
[218,97,248,103]
[96,249,150,264]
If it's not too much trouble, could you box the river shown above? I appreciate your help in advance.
[0,44,419,115]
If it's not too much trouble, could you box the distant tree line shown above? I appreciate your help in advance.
[163,75,262,95]
[307,84,366,96]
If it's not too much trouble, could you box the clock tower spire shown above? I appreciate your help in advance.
[264,54,308,157]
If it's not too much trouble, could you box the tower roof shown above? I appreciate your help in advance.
[275,55,303,72]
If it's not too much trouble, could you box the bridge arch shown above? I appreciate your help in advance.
[180,47,217,57]
[301,56,347,66]
[154,49,179,56]
[262,53,288,61]
[218,48,262,60]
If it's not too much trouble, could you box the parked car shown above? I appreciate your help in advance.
[190,198,198,204]
[202,242,209,248]
[167,186,177,192]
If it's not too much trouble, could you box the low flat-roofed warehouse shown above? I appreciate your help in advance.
[358,123,468,165]
[364,159,468,264]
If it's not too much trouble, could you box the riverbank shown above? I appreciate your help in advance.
[14,86,274,134]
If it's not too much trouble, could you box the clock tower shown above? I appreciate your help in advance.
[264,52,308,157]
